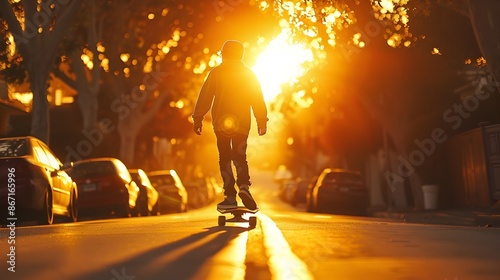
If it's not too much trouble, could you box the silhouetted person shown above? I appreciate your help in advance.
[192,40,268,210]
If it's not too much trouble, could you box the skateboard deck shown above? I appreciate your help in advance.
[217,206,259,227]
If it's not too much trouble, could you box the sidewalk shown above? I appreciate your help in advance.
[370,206,500,228]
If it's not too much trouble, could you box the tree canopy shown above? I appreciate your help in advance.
[1,0,498,177]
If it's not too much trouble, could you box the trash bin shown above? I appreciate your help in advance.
[422,184,439,210]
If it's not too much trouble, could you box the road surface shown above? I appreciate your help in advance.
[1,170,500,279]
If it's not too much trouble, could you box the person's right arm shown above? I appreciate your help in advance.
[192,71,216,134]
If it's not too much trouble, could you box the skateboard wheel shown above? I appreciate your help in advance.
[249,216,257,228]
[218,215,226,226]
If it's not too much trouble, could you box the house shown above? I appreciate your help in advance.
[0,81,29,136]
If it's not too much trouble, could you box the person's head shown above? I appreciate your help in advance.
[221,40,244,61]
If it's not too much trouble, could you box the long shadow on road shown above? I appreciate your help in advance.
[75,226,249,280]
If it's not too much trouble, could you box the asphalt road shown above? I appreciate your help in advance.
[1,170,500,280]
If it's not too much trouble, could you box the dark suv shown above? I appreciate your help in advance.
[307,168,368,215]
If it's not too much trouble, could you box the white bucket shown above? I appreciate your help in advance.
[422,184,439,210]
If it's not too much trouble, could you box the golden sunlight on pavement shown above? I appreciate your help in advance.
[195,231,248,280]
[259,214,314,280]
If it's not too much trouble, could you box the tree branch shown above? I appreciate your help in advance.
[439,0,469,18]
[138,90,171,128]
[0,0,29,57]
[52,66,77,90]
[44,0,83,54]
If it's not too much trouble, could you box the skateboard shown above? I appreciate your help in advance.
[217,206,259,227]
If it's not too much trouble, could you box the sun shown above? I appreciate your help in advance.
[252,30,314,102]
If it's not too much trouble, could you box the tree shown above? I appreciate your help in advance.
[92,0,277,166]
[0,0,83,144]
[98,0,204,166]
[262,1,500,116]
[257,0,492,208]
[409,0,500,88]
[52,0,107,131]
[15,0,276,168]
[47,0,210,165]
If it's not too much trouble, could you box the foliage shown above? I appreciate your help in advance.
[0,2,25,84]
[262,0,469,51]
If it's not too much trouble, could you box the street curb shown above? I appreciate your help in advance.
[370,210,500,228]
[475,215,500,228]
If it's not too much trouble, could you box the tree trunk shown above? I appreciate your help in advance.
[79,0,102,130]
[70,50,100,130]
[111,68,170,166]
[466,0,500,87]
[116,90,169,167]
[28,68,50,143]
[118,122,138,167]
[79,88,99,130]
[0,0,83,144]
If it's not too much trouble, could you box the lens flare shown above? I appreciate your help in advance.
[252,30,314,102]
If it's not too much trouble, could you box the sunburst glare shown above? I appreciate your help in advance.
[252,30,314,102]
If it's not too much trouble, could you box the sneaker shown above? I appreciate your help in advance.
[238,186,257,210]
[217,197,237,210]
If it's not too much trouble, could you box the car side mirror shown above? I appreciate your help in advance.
[61,162,74,171]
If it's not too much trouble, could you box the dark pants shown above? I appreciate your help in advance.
[215,131,251,198]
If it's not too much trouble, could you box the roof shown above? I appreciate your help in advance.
[147,170,176,176]
[72,157,123,164]
[0,135,40,142]
[0,99,29,115]
[322,168,361,175]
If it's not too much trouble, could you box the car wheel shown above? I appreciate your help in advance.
[116,192,131,218]
[290,194,297,207]
[151,201,160,216]
[178,203,187,213]
[115,204,130,218]
[316,196,329,213]
[130,205,139,217]
[140,200,149,216]
[66,189,78,223]
[38,189,54,225]
[306,196,315,212]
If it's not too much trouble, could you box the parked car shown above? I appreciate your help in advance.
[278,179,296,203]
[147,170,188,213]
[0,136,78,225]
[306,168,368,215]
[128,169,159,216]
[306,176,318,212]
[184,175,220,209]
[68,158,139,218]
[289,177,311,206]
[206,175,223,197]
[184,183,205,209]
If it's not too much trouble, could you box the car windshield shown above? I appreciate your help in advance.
[0,139,28,157]
[69,161,117,179]
[129,172,140,182]
[129,172,145,185]
[149,174,174,186]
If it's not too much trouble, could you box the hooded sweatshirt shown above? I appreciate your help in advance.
[192,59,268,136]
